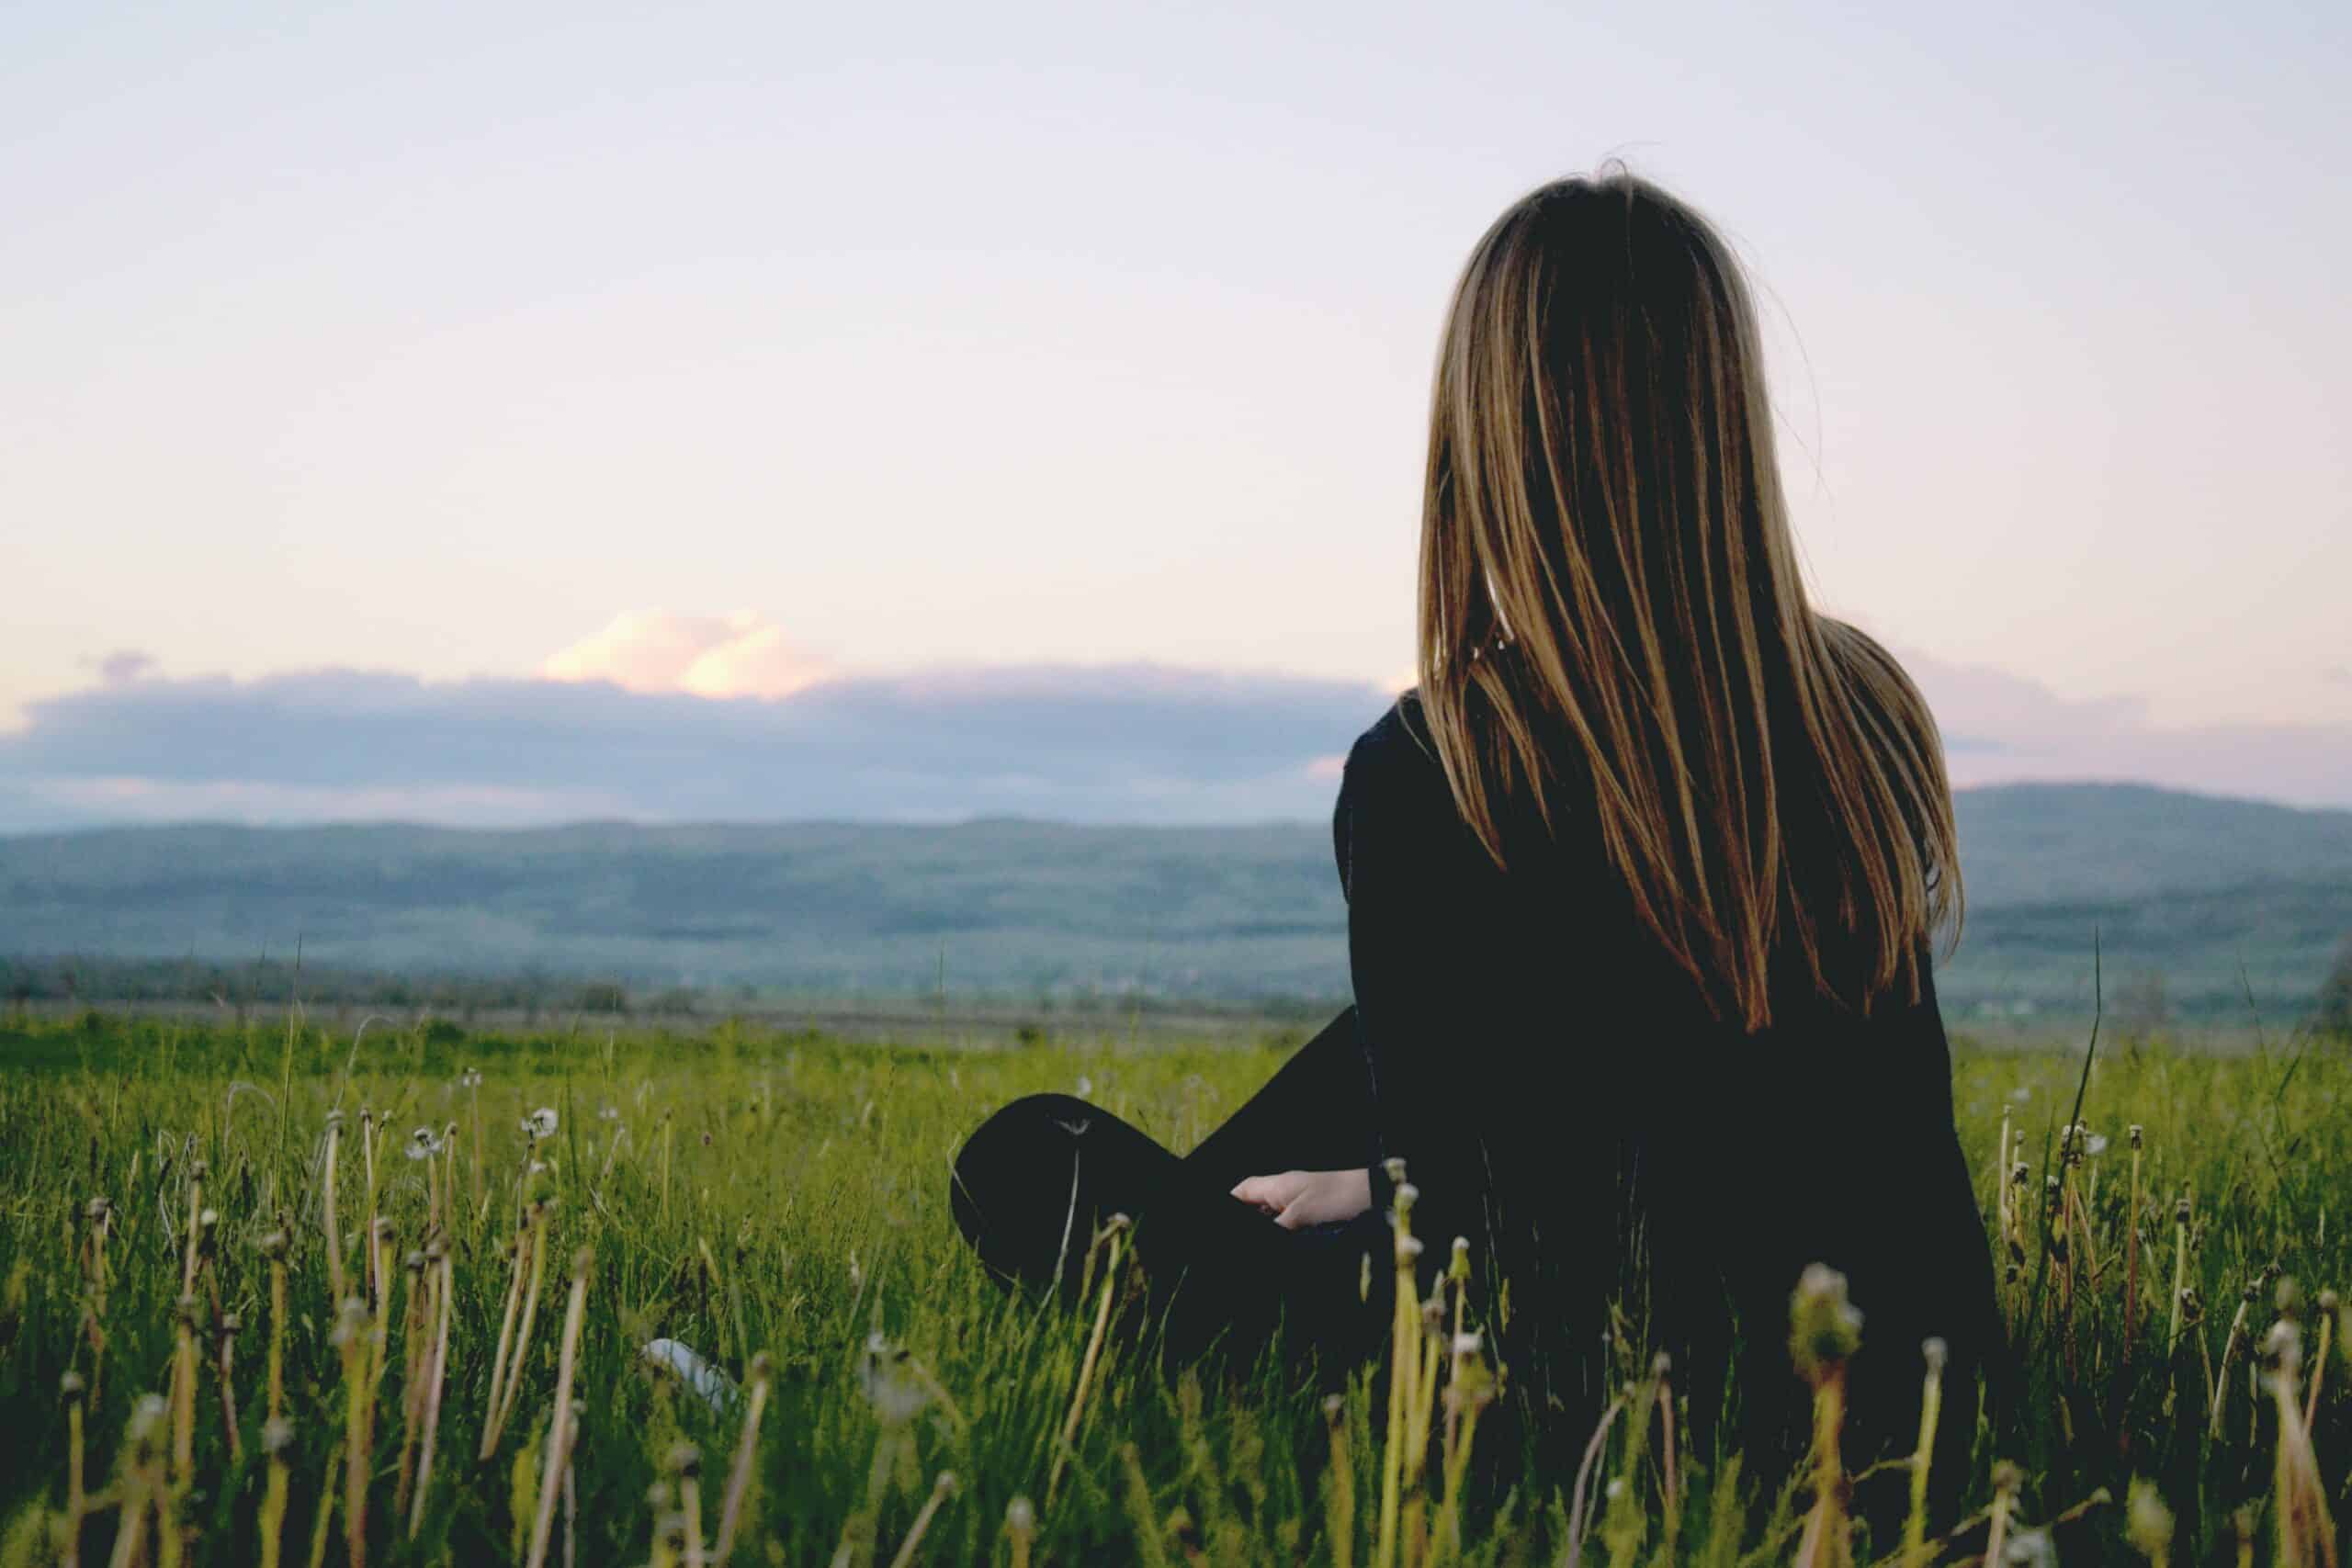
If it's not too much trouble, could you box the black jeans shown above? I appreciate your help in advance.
[948,1008,1391,1369]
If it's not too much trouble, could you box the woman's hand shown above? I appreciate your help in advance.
[1230,1168,1373,1229]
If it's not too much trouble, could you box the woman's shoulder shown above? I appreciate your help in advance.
[1340,691,1452,804]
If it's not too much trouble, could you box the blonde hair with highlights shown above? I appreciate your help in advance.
[1415,169,1961,1029]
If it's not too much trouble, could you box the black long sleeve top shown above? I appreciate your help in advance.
[1332,693,1999,1474]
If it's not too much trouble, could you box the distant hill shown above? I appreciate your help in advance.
[3,783,2347,1024]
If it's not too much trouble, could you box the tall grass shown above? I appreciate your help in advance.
[0,1012,2346,1564]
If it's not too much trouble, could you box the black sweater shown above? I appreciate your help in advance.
[1334,694,1999,1472]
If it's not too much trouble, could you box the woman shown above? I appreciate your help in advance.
[950,168,1998,1496]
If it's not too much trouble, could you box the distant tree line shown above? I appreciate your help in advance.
[0,953,651,1021]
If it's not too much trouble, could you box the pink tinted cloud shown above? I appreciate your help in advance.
[540,610,829,700]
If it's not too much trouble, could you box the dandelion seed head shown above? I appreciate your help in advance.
[1454,1331,1485,1356]
[2003,1527,2056,1568]
[1006,1497,1036,1533]
[524,1107,559,1140]
[1789,1263,1863,1378]
[129,1393,168,1442]
[2125,1480,2175,1558]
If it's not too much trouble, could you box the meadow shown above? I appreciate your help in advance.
[0,1010,2346,1566]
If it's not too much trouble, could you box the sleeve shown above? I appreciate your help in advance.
[1337,713,1515,1282]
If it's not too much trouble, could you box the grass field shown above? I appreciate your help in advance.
[0,1011,2346,1566]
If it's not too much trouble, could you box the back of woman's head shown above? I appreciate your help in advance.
[1415,167,1960,1029]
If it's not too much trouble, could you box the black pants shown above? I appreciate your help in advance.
[949,1008,1391,1369]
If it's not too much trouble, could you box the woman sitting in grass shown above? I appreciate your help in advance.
[950,167,1998,1504]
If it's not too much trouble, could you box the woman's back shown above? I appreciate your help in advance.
[1337,685,1996,1481]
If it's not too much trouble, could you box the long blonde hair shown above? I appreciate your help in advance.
[1416,169,1960,1029]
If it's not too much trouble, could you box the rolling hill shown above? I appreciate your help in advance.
[3,783,2347,1023]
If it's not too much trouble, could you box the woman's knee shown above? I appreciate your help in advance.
[949,1094,1101,1275]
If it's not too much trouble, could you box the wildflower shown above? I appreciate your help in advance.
[858,1332,933,1425]
[2003,1528,2057,1568]
[461,1068,483,1089]
[1075,1076,1092,1096]
[2007,1086,2031,1102]
[406,1126,446,1161]
[1789,1263,1863,1381]
[2125,1479,2174,1564]
[1453,1330,1483,1356]
[522,1108,559,1140]
[598,1105,620,1122]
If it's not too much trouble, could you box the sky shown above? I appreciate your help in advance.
[3,0,2347,828]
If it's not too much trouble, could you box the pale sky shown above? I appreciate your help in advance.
[4,0,2347,823]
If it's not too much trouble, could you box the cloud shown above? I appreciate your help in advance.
[1903,651,2352,808]
[86,649,159,685]
[0,662,1391,829]
[541,610,828,699]
[2,641,2346,834]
